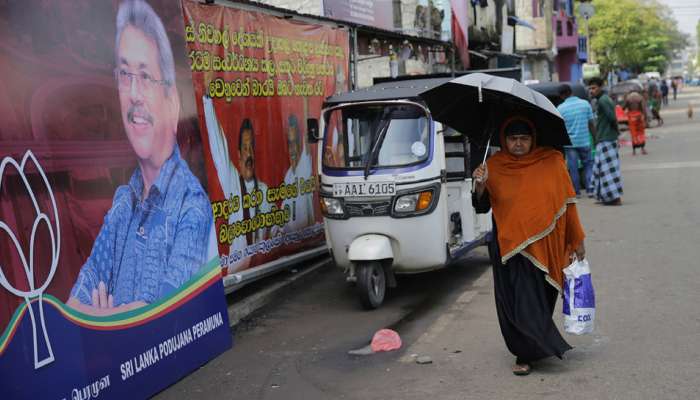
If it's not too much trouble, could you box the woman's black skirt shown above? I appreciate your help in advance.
[489,223,572,363]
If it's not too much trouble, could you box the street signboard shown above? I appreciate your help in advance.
[579,3,595,19]
[583,63,601,79]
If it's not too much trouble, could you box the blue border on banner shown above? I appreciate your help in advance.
[0,277,231,400]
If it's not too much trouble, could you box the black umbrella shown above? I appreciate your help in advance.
[610,81,644,97]
[419,73,571,147]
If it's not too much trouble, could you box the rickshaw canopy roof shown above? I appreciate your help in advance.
[324,78,452,107]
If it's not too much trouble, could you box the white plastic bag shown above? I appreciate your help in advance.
[562,258,595,335]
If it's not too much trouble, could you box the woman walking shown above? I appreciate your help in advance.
[624,91,648,155]
[472,116,586,376]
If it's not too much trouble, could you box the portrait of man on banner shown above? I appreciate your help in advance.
[281,114,314,233]
[202,96,272,272]
[67,0,215,316]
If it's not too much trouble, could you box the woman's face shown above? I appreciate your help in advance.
[505,134,533,156]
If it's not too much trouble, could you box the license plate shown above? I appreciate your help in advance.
[333,182,396,197]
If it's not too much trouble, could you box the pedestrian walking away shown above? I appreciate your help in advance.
[649,92,664,126]
[588,77,623,205]
[472,116,586,376]
[671,79,678,100]
[557,84,596,198]
[660,80,669,106]
[624,91,647,155]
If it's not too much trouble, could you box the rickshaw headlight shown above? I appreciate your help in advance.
[321,197,345,215]
[394,194,419,212]
[394,190,433,213]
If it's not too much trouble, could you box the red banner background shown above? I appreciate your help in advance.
[183,1,349,273]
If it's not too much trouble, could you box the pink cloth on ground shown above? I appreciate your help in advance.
[370,329,402,352]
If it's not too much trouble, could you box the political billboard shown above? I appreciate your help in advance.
[0,1,231,398]
[182,1,350,275]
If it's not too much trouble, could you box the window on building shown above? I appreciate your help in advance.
[532,0,544,17]
[556,21,563,36]
[559,0,568,14]
[567,21,573,36]
[393,0,402,29]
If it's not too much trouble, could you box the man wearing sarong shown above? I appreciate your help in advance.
[472,116,586,376]
[624,91,647,155]
[588,77,623,206]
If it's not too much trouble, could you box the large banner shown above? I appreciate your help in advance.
[0,1,231,398]
[183,1,349,274]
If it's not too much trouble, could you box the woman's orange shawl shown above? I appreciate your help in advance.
[485,147,585,291]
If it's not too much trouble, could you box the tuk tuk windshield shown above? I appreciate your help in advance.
[323,103,430,171]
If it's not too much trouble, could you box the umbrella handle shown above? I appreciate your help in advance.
[481,137,491,165]
[471,137,490,193]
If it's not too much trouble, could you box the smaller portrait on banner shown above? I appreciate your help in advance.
[281,114,314,233]
[202,97,274,272]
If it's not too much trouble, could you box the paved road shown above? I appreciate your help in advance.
[158,87,700,400]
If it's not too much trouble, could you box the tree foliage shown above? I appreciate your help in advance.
[585,0,688,74]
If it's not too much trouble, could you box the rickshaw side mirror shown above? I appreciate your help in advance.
[307,118,320,143]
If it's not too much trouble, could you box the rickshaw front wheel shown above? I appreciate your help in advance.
[356,261,386,310]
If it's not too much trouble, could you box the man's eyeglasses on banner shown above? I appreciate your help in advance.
[114,68,171,92]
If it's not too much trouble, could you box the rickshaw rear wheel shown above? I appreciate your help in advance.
[356,261,386,309]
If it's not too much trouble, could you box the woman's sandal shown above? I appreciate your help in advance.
[512,363,532,376]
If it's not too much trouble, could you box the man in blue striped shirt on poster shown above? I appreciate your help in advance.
[557,84,597,198]
[68,0,214,316]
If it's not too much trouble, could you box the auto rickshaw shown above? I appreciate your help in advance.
[306,78,492,309]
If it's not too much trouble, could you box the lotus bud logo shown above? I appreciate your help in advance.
[0,150,60,369]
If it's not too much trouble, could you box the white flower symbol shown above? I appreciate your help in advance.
[0,150,60,369]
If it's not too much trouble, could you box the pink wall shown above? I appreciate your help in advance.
[554,13,578,49]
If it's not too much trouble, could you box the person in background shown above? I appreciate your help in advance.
[557,84,596,198]
[623,91,648,155]
[660,80,669,106]
[671,79,678,101]
[472,116,586,376]
[588,77,623,206]
[649,89,664,126]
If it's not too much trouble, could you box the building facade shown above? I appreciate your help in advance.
[513,0,583,83]
[254,0,454,87]
[552,0,581,82]
[515,0,553,82]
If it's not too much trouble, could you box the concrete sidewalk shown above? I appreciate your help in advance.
[226,257,331,327]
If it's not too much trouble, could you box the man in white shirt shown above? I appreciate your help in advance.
[202,96,271,272]
[282,115,314,232]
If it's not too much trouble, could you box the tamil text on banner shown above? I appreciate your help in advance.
[0,1,231,398]
[182,1,350,274]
